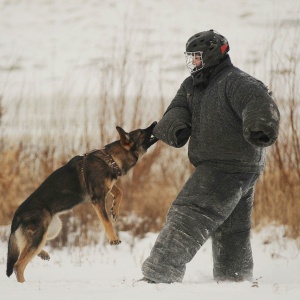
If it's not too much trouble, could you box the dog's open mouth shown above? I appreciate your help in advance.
[146,135,158,148]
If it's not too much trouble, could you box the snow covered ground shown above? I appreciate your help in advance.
[0,226,299,300]
[1,0,300,299]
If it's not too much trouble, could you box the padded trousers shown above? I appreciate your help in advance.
[142,163,260,283]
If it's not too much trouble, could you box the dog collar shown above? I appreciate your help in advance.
[98,149,123,177]
[81,149,123,181]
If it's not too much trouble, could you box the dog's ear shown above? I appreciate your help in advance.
[116,126,131,146]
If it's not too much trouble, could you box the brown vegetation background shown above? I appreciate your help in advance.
[0,29,299,247]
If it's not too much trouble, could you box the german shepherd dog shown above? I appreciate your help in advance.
[6,122,157,282]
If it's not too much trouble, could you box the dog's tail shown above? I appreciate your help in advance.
[6,231,19,277]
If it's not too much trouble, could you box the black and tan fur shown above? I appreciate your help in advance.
[6,122,157,282]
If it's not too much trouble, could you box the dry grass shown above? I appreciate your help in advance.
[0,25,299,247]
[1,87,299,246]
[252,25,300,239]
[253,105,300,239]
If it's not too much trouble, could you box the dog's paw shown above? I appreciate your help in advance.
[38,250,50,261]
[110,239,121,245]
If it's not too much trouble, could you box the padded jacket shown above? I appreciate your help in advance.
[153,57,280,172]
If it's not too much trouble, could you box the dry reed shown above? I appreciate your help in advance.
[0,25,299,247]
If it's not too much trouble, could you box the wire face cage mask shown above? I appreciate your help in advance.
[184,51,204,74]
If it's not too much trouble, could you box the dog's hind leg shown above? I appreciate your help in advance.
[109,185,123,220]
[14,228,48,283]
[37,215,62,261]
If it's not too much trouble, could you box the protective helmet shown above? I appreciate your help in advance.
[184,29,230,74]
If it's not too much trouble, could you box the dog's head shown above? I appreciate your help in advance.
[116,121,158,159]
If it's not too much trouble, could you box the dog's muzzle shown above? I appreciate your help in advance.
[144,121,158,149]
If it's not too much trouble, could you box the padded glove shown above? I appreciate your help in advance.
[175,127,191,147]
[244,122,278,148]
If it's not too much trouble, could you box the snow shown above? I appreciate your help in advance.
[1,0,300,299]
[0,227,300,300]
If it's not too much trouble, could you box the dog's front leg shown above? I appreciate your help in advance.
[109,185,123,220]
[92,201,121,245]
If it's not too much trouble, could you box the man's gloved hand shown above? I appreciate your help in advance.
[244,123,278,148]
[250,130,270,143]
[175,126,191,147]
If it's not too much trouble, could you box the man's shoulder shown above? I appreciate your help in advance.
[225,66,270,95]
[182,75,193,85]
[225,66,265,86]
[225,65,249,79]
[179,75,195,91]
